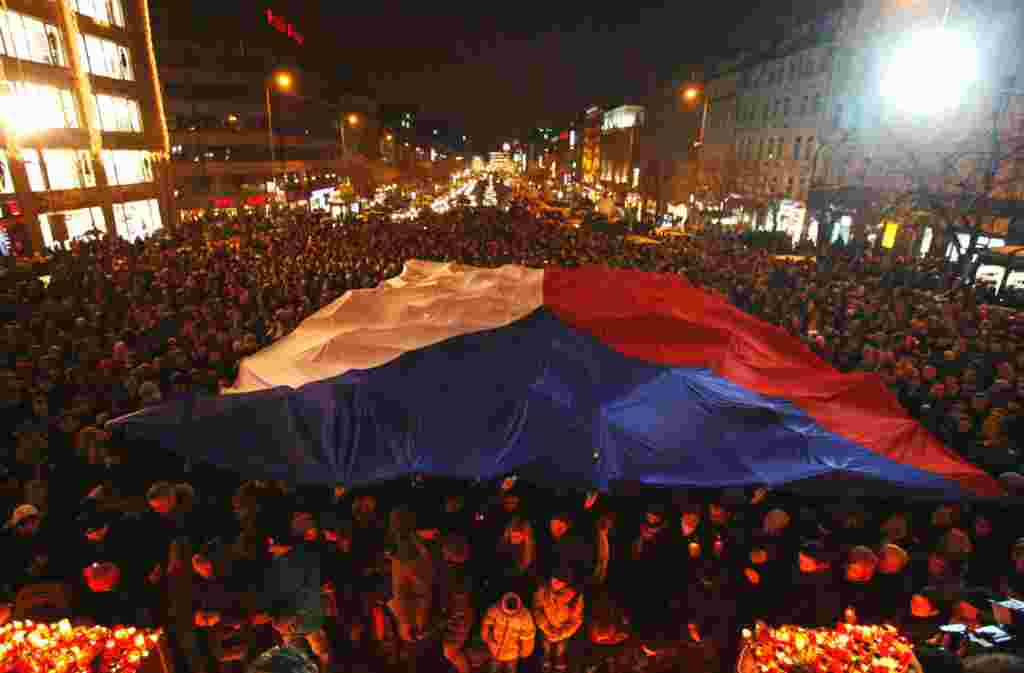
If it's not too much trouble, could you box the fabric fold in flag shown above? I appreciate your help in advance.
[111,260,1002,497]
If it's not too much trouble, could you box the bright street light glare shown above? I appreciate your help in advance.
[683,87,700,102]
[274,72,293,90]
[348,114,359,125]
[881,28,978,116]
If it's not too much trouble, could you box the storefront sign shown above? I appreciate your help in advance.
[266,9,304,46]
[245,195,268,206]
[211,197,234,209]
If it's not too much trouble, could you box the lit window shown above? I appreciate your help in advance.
[73,0,126,28]
[22,150,46,191]
[93,94,142,132]
[0,9,67,66]
[78,33,132,80]
[6,83,79,133]
[39,206,106,249]
[112,198,162,241]
[43,149,95,189]
[0,150,11,192]
[102,150,153,185]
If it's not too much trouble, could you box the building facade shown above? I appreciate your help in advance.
[0,0,169,254]
[732,20,839,204]
[157,38,366,221]
[599,105,645,190]
[579,107,603,185]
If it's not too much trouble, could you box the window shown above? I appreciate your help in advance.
[774,99,781,117]
[22,150,47,191]
[73,0,126,28]
[763,103,770,123]
[801,96,809,116]
[814,93,823,114]
[789,61,797,80]
[102,150,153,185]
[93,94,142,132]
[794,137,803,161]
[783,98,791,116]
[0,9,67,66]
[42,149,95,190]
[806,136,816,162]
[39,207,106,249]
[833,103,844,129]
[757,139,764,160]
[112,199,162,242]
[0,150,11,192]
[78,33,132,80]
[2,82,78,133]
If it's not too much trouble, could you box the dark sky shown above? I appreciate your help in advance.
[155,0,834,147]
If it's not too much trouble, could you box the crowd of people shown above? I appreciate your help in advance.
[0,201,1023,673]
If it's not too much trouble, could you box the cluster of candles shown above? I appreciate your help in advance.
[742,622,915,673]
[0,619,161,673]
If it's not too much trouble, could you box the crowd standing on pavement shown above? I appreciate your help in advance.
[1,201,1024,673]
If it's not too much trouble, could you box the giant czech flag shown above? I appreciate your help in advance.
[112,260,1002,497]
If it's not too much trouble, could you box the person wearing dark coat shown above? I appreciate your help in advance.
[785,541,842,627]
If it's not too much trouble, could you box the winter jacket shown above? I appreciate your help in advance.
[482,594,536,662]
[533,584,584,642]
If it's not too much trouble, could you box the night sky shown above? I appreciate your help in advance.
[155,0,837,147]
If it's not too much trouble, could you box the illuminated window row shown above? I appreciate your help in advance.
[0,81,79,132]
[0,81,142,134]
[21,148,153,192]
[0,7,67,67]
[39,199,162,249]
[79,33,132,80]
[70,0,127,28]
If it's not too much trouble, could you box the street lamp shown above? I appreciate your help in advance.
[340,114,359,158]
[266,70,293,194]
[682,85,710,147]
[881,28,978,116]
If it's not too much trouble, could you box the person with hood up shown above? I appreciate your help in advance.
[533,566,584,672]
[482,592,535,673]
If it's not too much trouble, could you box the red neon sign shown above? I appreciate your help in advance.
[266,9,304,46]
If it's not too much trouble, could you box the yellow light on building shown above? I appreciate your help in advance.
[881,221,900,249]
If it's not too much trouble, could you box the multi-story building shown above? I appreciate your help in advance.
[599,105,645,191]
[698,58,741,196]
[0,0,169,254]
[157,38,365,221]
[579,106,603,185]
[731,14,842,206]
